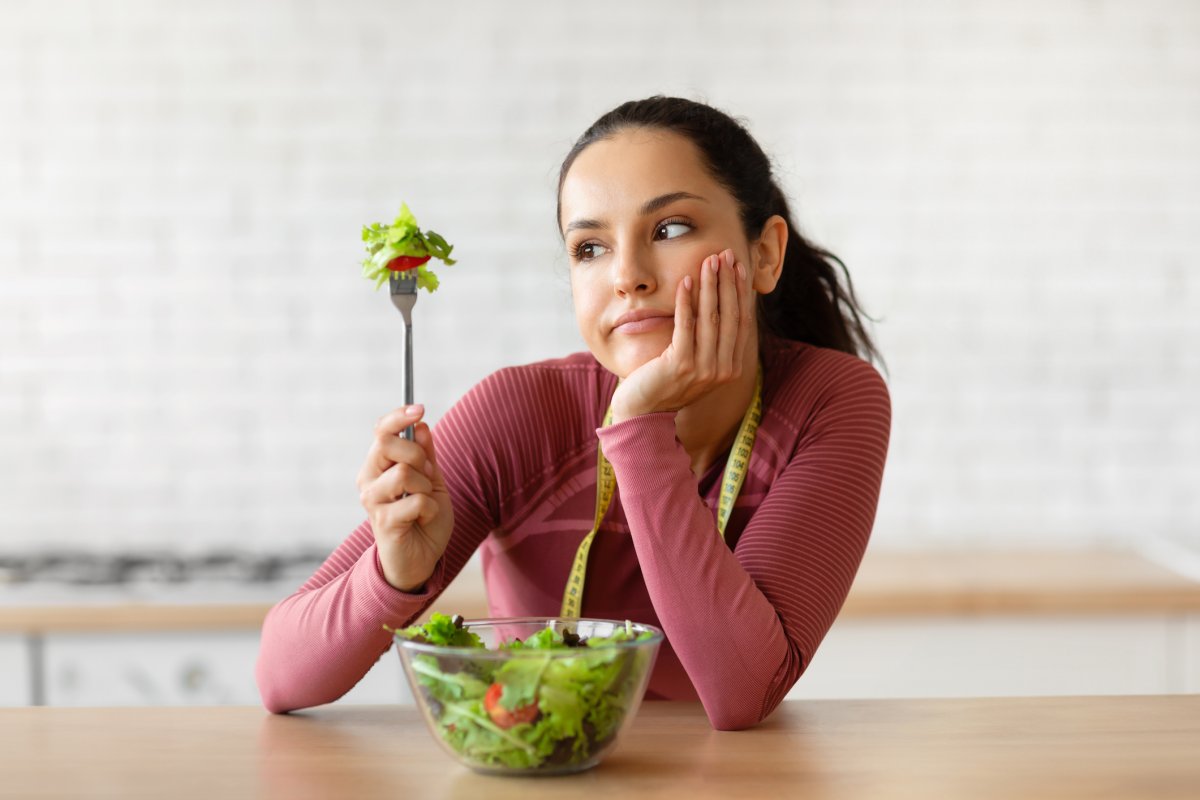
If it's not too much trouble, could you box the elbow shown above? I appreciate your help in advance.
[705,690,788,731]
[260,693,291,715]
[257,678,294,715]
[703,649,802,731]
[255,628,309,714]
[254,600,317,714]
[255,659,296,715]
[701,688,782,731]
[708,709,765,732]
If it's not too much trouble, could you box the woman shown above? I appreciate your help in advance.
[256,96,891,730]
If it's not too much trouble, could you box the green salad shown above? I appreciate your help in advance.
[389,614,657,771]
[360,202,456,292]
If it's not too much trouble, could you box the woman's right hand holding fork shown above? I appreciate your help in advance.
[356,404,454,592]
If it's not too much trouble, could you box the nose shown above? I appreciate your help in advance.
[611,244,656,298]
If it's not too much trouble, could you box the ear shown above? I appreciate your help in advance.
[750,215,787,294]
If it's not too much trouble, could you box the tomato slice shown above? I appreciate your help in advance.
[386,255,432,271]
[483,682,538,728]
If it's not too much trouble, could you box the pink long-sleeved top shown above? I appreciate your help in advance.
[256,337,891,730]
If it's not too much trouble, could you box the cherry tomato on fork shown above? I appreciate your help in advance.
[386,255,432,271]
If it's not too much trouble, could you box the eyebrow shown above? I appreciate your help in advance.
[564,191,708,234]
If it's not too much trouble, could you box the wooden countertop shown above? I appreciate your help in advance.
[842,547,1200,616]
[4,696,1198,799]
[3,547,1200,634]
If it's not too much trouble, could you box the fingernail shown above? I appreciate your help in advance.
[422,460,434,477]
[737,263,747,281]
[710,257,719,274]
[723,250,734,267]
[406,404,424,416]
[684,275,693,290]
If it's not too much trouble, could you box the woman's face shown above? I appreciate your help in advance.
[559,128,754,379]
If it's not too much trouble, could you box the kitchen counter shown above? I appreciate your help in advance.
[841,546,1200,616]
[3,547,1199,634]
[4,696,1198,799]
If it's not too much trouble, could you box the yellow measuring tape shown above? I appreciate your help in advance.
[560,367,764,618]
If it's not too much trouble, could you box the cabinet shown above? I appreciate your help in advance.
[1185,615,1200,693]
[791,614,1192,700]
[0,636,29,705]
[44,631,261,706]
[39,631,412,706]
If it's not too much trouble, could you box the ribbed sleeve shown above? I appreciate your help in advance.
[596,348,891,730]
[255,522,450,713]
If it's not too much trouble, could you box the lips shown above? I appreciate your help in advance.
[612,308,674,334]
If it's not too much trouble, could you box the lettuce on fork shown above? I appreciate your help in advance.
[360,203,456,292]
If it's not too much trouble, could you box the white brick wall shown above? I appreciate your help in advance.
[1,0,1197,554]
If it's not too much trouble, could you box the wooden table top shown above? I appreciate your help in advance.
[3,696,1198,799]
[3,547,1199,633]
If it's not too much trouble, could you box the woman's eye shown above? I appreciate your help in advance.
[654,221,691,240]
[573,242,608,261]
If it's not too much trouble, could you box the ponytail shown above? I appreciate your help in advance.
[759,186,884,368]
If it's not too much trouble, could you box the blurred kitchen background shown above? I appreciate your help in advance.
[2,1,1198,707]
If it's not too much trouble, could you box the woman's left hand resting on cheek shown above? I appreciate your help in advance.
[609,248,755,423]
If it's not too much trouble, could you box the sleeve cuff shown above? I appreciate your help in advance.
[357,544,448,620]
[596,411,678,457]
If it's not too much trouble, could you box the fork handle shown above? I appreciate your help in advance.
[403,320,415,441]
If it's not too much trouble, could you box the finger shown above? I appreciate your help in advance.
[379,492,441,531]
[670,273,695,366]
[413,422,441,478]
[361,461,434,508]
[359,436,427,491]
[360,405,427,485]
[376,404,426,439]
[694,254,720,376]
[373,434,430,473]
[715,249,740,380]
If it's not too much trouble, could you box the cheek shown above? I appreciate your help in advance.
[675,238,740,276]
[676,242,714,270]
[569,275,604,336]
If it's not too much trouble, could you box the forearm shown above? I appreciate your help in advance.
[598,415,798,730]
[255,533,445,713]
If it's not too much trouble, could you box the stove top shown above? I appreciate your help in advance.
[0,551,329,586]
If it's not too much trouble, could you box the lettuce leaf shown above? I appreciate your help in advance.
[360,202,456,292]
[409,654,491,703]
[388,613,483,648]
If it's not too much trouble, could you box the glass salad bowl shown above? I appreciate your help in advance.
[393,615,664,776]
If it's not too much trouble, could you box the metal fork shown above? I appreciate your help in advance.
[389,270,418,441]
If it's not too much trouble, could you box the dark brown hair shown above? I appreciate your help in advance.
[557,96,883,370]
